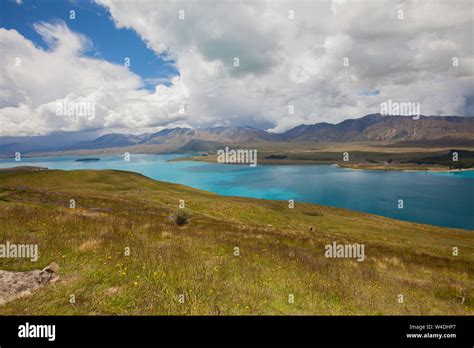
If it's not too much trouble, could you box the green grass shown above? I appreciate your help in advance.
[0,169,472,315]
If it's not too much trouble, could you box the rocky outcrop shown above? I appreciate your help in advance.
[0,262,59,305]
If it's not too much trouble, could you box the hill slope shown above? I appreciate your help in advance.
[0,169,472,315]
[282,115,474,142]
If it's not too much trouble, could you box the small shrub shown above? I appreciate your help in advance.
[174,209,190,226]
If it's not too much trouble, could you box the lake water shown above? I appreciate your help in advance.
[1,154,473,230]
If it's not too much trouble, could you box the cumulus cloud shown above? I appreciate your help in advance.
[1,0,473,136]
[0,22,188,136]
[97,0,474,132]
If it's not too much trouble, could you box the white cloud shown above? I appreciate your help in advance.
[0,22,189,136]
[1,0,473,136]
[97,0,474,132]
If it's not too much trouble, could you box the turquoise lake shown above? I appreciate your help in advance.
[1,154,473,230]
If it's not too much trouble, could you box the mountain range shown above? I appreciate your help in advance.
[1,114,473,156]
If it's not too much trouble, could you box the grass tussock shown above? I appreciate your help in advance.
[174,209,190,226]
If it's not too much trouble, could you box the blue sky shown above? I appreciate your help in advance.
[0,0,178,90]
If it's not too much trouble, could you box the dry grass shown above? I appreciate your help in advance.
[0,169,472,315]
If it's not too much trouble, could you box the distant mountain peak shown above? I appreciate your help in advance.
[0,114,472,155]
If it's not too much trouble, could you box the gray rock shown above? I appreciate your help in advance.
[0,263,59,305]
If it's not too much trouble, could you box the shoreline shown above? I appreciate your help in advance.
[170,154,474,173]
[2,152,473,174]
[336,164,474,173]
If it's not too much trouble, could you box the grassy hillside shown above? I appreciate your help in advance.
[0,169,472,315]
